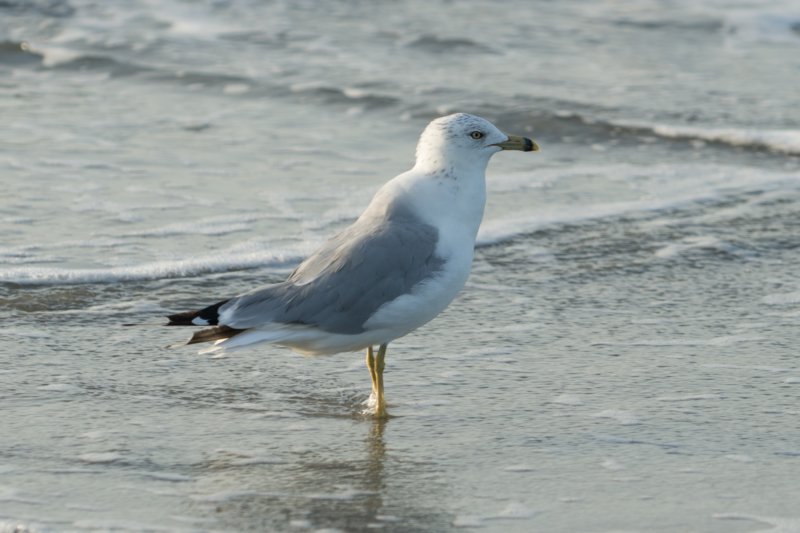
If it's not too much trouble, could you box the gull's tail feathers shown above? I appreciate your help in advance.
[197,328,300,355]
[164,325,247,349]
[187,325,246,345]
[194,323,359,356]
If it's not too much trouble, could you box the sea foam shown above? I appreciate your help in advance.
[0,249,300,285]
[648,124,800,155]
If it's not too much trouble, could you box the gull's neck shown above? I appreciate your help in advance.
[412,146,492,177]
[397,158,488,246]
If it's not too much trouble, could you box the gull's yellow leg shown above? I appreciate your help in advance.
[374,343,388,418]
[365,346,378,396]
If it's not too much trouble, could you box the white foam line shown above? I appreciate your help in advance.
[0,250,301,285]
[618,120,800,154]
[477,195,709,246]
[479,163,800,246]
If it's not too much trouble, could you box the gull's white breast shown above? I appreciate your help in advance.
[362,166,487,340]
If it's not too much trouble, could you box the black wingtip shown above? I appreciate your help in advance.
[166,310,201,326]
[165,299,230,326]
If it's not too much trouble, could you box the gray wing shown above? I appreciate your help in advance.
[219,214,445,334]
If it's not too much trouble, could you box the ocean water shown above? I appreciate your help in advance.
[2,0,800,531]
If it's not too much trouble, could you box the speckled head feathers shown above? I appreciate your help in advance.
[414,113,509,173]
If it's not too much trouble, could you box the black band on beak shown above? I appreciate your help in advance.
[523,138,534,152]
[493,135,540,152]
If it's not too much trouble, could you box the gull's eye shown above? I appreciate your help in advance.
[469,131,485,140]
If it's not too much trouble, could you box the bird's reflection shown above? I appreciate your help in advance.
[191,401,396,527]
[191,407,454,531]
[362,416,387,517]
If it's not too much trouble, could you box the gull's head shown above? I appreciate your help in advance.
[414,113,538,173]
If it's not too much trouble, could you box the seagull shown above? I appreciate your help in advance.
[166,113,538,417]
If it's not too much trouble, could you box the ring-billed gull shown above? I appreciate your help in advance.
[167,113,538,417]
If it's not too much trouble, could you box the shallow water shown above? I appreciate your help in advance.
[2,0,800,531]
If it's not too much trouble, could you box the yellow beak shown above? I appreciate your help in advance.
[493,134,540,152]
